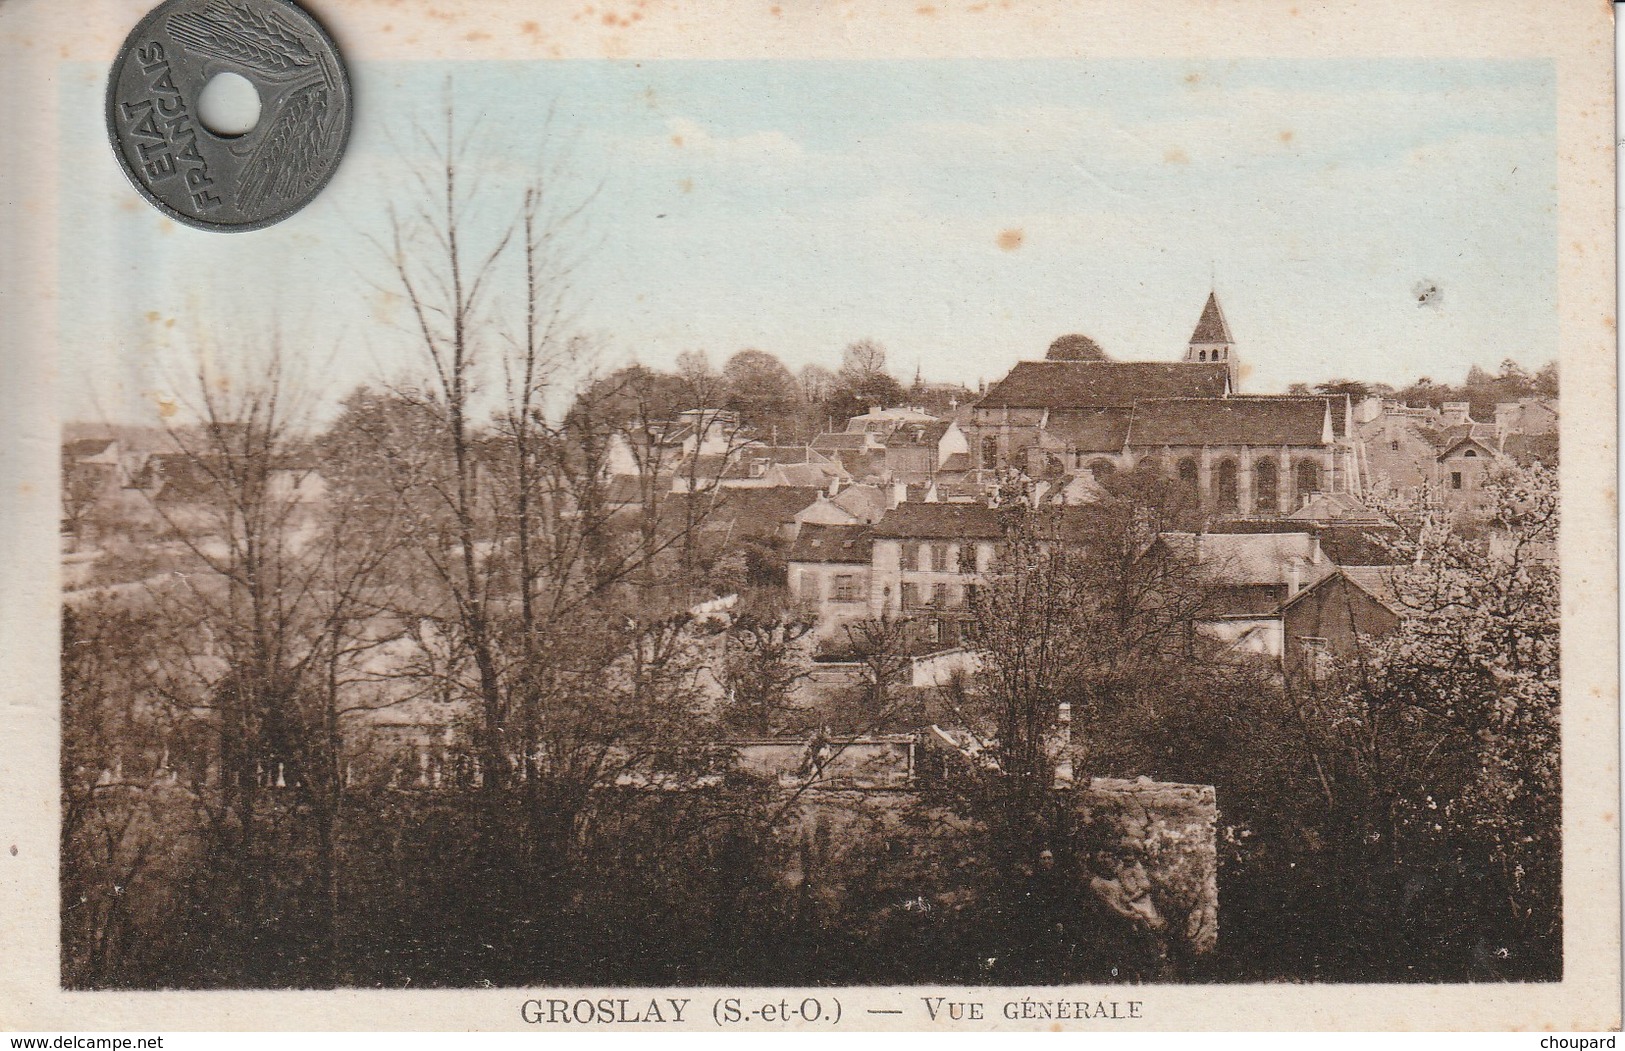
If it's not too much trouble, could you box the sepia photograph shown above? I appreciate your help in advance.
[2,0,1617,1032]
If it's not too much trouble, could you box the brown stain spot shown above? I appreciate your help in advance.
[916,4,937,13]
[1571,240,1585,254]
[678,178,693,193]
[145,311,161,323]
[1603,811,1616,826]
[1164,147,1190,164]
[1184,72,1200,86]
[770,4,782,13]
[18,482,34,496]
[996,228,1024,251]
[165,318,175,329]
[1279,129,1294,144]
[521,20,540,34]
[1604,315,1616,332]
[381,23,392,32]
[464,30,491,41]
[155,397,178,420]
[670,134,684,148]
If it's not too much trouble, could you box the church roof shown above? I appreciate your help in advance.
[1228,394,1349,437]
[977,361,1230,409]
[1043,407,1134,452]
[1189,291,1233,345]
[1125,398,1331,447]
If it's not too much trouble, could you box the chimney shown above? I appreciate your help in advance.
[890,477,907,509]
[924,480,939,503]
[828,475,841,497]
[869,404,883,416]
[1288,558,1303,597]
[1310,536,1322,565]
[1192,531,1203,564]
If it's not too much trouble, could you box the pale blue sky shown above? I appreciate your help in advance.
[64,58,1555,423]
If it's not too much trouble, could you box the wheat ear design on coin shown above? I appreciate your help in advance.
[238,81,335,207]
[165,0,315,78]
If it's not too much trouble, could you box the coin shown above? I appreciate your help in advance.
[105,0,351,232]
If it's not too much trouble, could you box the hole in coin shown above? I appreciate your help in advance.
[196,72,261,137]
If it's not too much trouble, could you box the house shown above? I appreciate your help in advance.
[62,439,127,530]
[868,503,1008,648]
[1150,531,1336,660]
[830,482,891,524]
[1356,401,1439,493]
[605,408,742,480]
[810,431,886,481]
[1434,435,1502,511]
[692,444,846,491]
[881,418,969,484]
[786,524,874,642]
[1494,397,1558,439]
[698,487,826,545]
[844,405,937,437]
[1279,566,1403,680]
[1284,491,1384,527]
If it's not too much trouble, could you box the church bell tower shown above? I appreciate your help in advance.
[1184,290,1238,391]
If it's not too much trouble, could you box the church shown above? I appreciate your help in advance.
[965,293,1364,515]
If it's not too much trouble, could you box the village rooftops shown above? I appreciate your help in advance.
[872,502,1005,540]
[1435,434,1502,461]
[873,502,1096,542]
[1318,565,1405,614]
[885,420,953,447]
[1155,531,1334,589]
[977,361,1230,410]
[787,523,874,565]
[1124,397,1332,447]
[812,432,873,451]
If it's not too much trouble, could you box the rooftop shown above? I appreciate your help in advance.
[977,361,1230,410]
[787,523,874,565]
[1125,398,1331,447]
[1156,531,1335,588]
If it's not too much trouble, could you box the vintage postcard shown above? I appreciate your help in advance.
[0,0,1617,1033]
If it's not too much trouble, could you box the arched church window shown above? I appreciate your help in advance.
[1089,459,1116,482]
[1199,350,1207,361]
[1254,459,1279,513]
[981,436,998,469]
[1463,449,1477,458]
[1216,459,1239,511]
[1177,457,1199,490]
[1295,460,1321,504]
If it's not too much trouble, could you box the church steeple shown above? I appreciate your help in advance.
[1184,290,1238,390]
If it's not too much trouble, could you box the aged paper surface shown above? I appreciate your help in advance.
[0,0,1617,1032]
